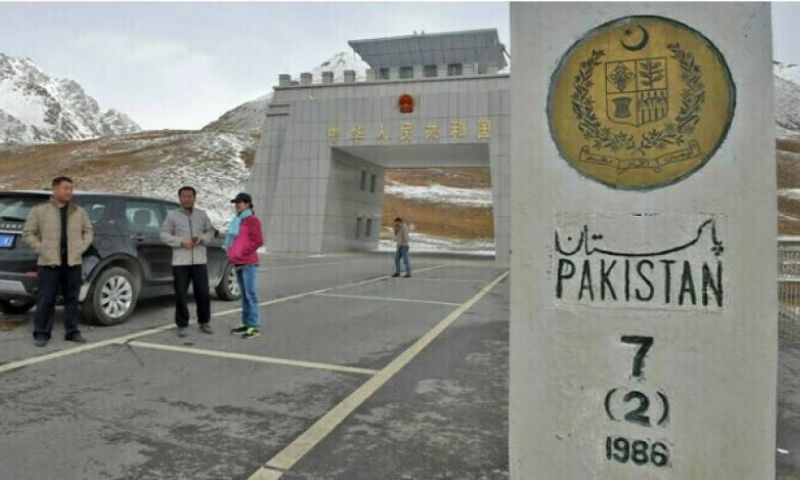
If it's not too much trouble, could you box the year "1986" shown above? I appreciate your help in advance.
[605,436,669,467]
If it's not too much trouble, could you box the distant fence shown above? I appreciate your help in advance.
[779,236,800,329]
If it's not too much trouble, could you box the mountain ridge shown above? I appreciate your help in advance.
[0,52,140,144]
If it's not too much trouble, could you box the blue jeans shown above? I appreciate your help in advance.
[235,264,261,329]
[394,246,411,275]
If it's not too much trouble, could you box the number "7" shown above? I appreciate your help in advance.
[621,336,653,378]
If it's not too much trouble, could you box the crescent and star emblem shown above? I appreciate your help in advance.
[621,25,650,51]
[547,15,735,190]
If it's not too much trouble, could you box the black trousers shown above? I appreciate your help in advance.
[33,265,82,340]
[172,264,211,328]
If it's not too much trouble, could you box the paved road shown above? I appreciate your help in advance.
[0,253,509,480]
[6,251,796,479]
[778,314,800,479]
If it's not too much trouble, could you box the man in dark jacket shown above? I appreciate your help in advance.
[22,176,94,347]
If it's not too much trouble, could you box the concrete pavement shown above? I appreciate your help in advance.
[0,253,509,480]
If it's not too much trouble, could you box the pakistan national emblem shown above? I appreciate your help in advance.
[548,16,735,190]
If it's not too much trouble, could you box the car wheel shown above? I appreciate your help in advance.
[82,267,139,326]
[215,263,241,301]
[0,299,35,315]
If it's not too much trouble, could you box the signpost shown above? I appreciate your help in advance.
[510,3,777,478]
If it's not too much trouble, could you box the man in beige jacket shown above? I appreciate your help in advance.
[22,176,94,347]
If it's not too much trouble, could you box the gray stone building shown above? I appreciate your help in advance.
[247,29,511,263]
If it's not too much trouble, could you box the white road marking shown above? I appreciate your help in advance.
[250,270,509,478]
[212,264,446,318]
[0,324,174,375]
[314,293,461,307]
[248,467,285,480]
[126,341,378,376]
[259,260,360,271]
[399,277,490,283]
[0,264,446,375]
[778,447,790,455]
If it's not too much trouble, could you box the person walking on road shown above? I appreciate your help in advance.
[224,193,264,339]
[22,176,94,347]
[160,186,216,337]
[392,217,411,278]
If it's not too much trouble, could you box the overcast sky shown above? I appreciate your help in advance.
[0,2,796,131]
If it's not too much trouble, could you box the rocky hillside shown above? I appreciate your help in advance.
[0,130,256,227]
[0,53,139,144]
[203,94,270,134]
[777,75,800,136]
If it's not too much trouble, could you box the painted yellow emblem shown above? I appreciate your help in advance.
[548,16,735,190]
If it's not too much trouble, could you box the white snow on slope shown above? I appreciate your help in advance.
[384,181,493,207]
[378,233,494,256]
[0,52,139,143]
[312,51,369,81]
[780,189,800,201]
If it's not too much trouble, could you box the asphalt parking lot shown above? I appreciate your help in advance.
[0,253,509,480]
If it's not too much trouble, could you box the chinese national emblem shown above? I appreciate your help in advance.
[548,16,735,190]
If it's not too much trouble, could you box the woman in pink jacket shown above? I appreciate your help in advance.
[224,192,264,339]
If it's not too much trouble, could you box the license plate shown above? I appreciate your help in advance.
[0,234,16,249]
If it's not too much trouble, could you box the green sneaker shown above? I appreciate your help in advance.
[242,328,261,339]
[230,325,249,334]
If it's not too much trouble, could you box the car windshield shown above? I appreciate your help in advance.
[0,196,45,222]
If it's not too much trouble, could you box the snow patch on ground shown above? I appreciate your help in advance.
[378,233,495,256]
[384,181,492,208]
[780,189,800,201]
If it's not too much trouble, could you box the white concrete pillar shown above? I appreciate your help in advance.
[343,70,356,83]
[300,72,312,86]
[510,3,776,479]
[278,74,291,87]
[365,69,375,82]
[321,71,334,84]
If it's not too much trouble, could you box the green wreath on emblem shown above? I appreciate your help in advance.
[571,43,705,154]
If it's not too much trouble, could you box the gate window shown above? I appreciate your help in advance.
[365,218,373,237]
[448,63,463,76]
[355,217,363,238]
[360,171,367,191]
[399,66,413,79]
[424,65,438,78]
[370,174,377,193]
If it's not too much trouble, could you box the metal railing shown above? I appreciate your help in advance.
[779,236,800,326]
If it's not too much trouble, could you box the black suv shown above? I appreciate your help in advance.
[0,191,240,325]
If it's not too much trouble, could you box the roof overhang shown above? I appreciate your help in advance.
[348,28,507,71]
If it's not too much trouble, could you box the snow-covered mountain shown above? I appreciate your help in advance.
[313,51,369,81]
[776,61,800,86]
[0,53,139,144]
[203,51,369,133]
[776,75,800,136]
[203,94,271,133]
